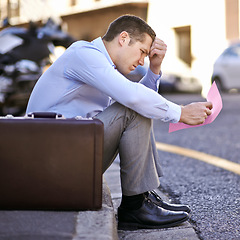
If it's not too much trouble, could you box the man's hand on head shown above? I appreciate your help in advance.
[149,37,167,75]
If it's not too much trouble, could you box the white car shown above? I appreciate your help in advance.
[212,43,240,91]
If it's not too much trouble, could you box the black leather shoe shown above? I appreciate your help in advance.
[118,198,189,230]
[145,190,191,213]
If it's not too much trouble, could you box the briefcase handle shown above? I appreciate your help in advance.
[27,112,63,119]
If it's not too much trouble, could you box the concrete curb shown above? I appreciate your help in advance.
[73,178,118,240]
[0,178,118,240]
[0,164,199,240]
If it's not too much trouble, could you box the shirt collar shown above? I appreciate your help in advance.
[92,37,115,68]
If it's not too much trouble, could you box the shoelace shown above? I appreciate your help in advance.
[145,198,154,209]
[150,190,162,202]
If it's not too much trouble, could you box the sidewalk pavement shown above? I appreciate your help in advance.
[0,177,117,240]
[0,161,199,240]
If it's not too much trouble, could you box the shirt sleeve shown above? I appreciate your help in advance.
[64,45,181,123]
[139,68,161,92]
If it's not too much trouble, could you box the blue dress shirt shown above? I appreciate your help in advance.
[26,37,181,122]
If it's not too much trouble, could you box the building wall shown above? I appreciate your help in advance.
[0,0,148,27]
[147,0,234,95]
[61,3,148,41]
[0,0,148,40]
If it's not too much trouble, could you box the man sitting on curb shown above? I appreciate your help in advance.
[26,15,212,229]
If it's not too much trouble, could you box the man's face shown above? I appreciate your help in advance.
[116,33,153,75]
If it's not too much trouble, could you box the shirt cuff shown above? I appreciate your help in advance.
[147,68,161,80]
[165,101,182,123]
[144,68,161,90]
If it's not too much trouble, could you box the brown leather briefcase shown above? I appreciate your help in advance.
[0,113,103,210]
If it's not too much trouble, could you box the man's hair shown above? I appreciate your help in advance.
[102,15,156,44]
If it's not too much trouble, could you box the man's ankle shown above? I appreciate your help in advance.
[120,193,145,210]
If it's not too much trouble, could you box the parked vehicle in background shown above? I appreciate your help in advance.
[126,65,202,94]
[212,43,240,92]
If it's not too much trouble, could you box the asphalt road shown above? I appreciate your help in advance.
[153,92,240,240]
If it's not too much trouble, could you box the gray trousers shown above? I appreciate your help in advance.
[95,102,163,196]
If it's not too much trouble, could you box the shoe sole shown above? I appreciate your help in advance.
[118,215,189,230]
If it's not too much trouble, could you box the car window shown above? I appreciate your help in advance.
[224,45,240,57]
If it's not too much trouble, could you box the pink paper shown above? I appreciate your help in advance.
[169,81,223,133]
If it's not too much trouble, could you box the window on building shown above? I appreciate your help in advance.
[0,0,9,22]
[70,0,77,6]
[174,26,192,67]
[7,0,20,18]
[225,0,239,40]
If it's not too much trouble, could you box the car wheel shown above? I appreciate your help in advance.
[212,77,224,92]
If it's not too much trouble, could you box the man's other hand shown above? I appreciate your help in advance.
[179,102,213,125]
